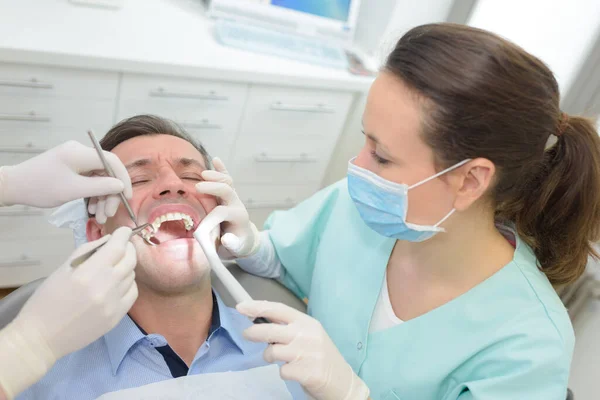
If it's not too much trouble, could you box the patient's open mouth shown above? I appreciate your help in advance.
[140,205,202,245]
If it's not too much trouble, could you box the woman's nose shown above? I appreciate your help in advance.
[354,146,371,169]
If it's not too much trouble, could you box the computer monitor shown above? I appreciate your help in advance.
[206,0,362,44]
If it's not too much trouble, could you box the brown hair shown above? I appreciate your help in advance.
[100,114,211,168]
[86,115,212,217]
[385,23,600,286]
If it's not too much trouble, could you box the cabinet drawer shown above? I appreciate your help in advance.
[117,99,243,131]
[239,85,353,140]
[229,137,333,185]
[235,184,318,228]
[236,184,317,209]
[0,236,75,288]
[118,73,248,124]
[0,97,114,131]
[0,63,119,99]
[0,206,73,240]
[0,98,115,150]
[120,73,248,101]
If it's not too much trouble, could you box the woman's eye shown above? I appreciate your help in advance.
[370,151,390,165]
[132,179,150,186]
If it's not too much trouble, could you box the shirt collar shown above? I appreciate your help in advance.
[104,315,146,376]
[103,291,253,375]
[212,291,254,355]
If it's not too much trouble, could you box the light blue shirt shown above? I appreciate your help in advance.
[17,293,305,400]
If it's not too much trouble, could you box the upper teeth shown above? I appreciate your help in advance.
[142,212,194,239]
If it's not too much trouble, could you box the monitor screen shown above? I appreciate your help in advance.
[270,0,352,23]
[209,0,361,44]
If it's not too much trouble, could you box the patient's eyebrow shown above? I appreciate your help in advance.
[176,157,206,170]
[125,159,153,170]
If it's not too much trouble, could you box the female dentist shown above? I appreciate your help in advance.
[0,141,138,400]
[196,23,600,400]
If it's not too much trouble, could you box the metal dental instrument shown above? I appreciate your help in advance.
[87,129,156,246]
[87,130,138,225]
[70,225,150,267]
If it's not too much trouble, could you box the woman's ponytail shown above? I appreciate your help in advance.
[511,115,600,286]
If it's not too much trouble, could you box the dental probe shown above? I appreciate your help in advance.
[87,129,157,246]
[193,207,270,324]
[87,130,139,226]
[70,224,150,268]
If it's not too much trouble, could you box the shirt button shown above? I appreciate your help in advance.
[357,342,363,350]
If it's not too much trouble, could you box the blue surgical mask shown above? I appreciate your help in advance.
[347,157,470,242]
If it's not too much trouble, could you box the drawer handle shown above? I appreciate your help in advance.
[180,120,222,130]
[255,153,317,163]
[0,112,51,122]
[0,145,46,154]
[0,78,53,89]
[149,87,229,101]
[270,102,335,113]
[245,198,296,209]
[0,256,41,268]
[0,207,43,217]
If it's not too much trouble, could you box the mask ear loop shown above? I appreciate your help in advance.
[408,159,472,190]
[406,159,472,231]
[433,209,456,229]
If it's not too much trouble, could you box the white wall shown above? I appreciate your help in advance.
[373,0,455,65]
[323,1,455,186]
[468,0,600,96]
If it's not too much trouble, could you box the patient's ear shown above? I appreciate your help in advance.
[86,218,103,242]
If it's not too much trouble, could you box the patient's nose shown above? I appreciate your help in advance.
[153,169,187,200]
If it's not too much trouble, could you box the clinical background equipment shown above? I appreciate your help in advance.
[70,224,149,267]
[214,21,348,69]
[194,207,269,324]
[206,0,362,46]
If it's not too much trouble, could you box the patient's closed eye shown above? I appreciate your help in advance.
[181,175,203,182]
[132,178,151,185]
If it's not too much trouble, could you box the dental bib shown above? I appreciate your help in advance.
[95,364,292,400]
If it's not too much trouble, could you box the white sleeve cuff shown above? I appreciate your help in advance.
[235,230,282,279]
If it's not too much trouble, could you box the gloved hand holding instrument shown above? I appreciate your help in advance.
[0,131,143,400]
[0,140,132,217]
[0,227,137,399]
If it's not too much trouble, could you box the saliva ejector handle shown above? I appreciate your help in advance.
[194,208,271,325]
[194,208,253,304]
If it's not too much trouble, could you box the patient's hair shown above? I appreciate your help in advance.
[100,114,211,168]
[86,115,211,217]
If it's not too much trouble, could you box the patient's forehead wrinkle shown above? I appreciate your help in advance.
[125,158,153,170]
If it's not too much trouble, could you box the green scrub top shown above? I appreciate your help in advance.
[265,180,574,400]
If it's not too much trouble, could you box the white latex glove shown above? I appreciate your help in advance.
[0,141,132,218]
[0,227,138,399]
[237,300,371,400]
[195,157,260,259]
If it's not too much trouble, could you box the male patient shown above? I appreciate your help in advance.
[18,115,304,399]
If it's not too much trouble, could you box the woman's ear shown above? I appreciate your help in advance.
[86,218,104,242]
[453,158,495,211]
